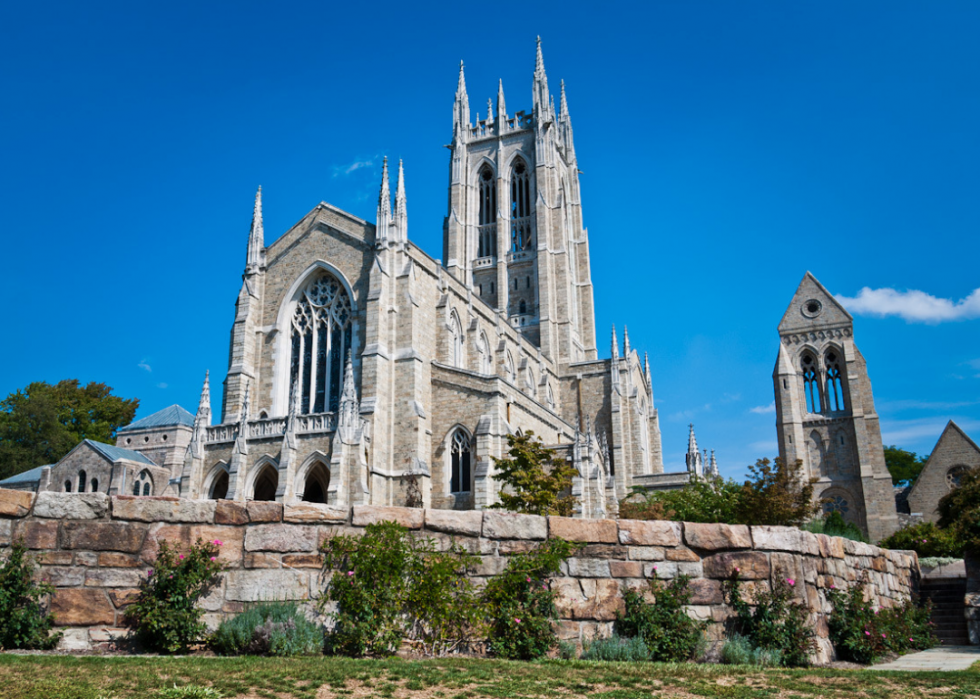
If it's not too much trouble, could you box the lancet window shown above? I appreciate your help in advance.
[133,470,152,497]
[510,159,532,251]
[801,352,821,414]
[289,272,353,414]
[477,166,497,258]
[504,351,516,383]
[449,311,464,368]
[824,350,846,412]
[478,332,492,374]
[449,429,471,494]
[78,470,87,493]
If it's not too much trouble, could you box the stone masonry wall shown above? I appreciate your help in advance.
[0,488,918,659]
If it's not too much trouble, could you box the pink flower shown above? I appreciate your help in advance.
[147,570,153,576]
[882,633,886,639]
[213,539,223,546]
[865,631,870,636]
[347,571,355,576]
[830,584,836,589]
[210,556,216,562]
[179,554,185,560]
[514,618,521,624]
[735,567,740,573]
[909,637,914,642]
[527,577,531,583]
[786,578,795,586]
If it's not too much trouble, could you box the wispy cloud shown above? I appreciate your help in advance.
[748,440,778,454]
[667,403,713,422]
[156,382,168,389]
[720,393,741,404]
[332,158,376,178]
[879,398,980,413]
[138,358,152,373]
[750,401,776,414]
[881,417,980,446]
[836,287,980,323]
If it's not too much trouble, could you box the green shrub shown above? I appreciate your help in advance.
[581,634,650,662]
[619,476,742,523]
[125,538,223,654]
[720,633,783,666]
[614,574,707,661]
[481,537,578,660]
[827,581,936,664]
[320,520,482,657]
[211,602,323,656]
[879,521,963,558]
[0,541,61,650]
[802,512,867,543]
[938,468,980,556]
[724,573,815,667]
[557,639,578,660]
[489,431,579,516]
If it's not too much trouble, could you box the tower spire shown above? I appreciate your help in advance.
[453,60,470,136]
[685,424,704,476]
[533,36,551,119]
[560,79,569,119]
[623,326,631,357]
[394,159,407,242]
[376,157,391,244]
[497,79,507,122]
[644,352,652,385]
[246,186,264,272]
[195,370,211,428]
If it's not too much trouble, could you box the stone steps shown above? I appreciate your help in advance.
[920,578,968,647]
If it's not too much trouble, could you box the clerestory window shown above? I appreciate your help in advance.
[450,429,471,494]
[510,159,532,251]
[290,272,353,414]
[477,166,497,257]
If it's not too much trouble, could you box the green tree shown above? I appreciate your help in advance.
[883,445,929,485]
[0,380,138,479]
[735,457,818,527]
[489,431,578,516]
[619,475,743,524]
[937,466,980,556]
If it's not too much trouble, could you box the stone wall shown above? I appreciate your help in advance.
[0,488,918,659]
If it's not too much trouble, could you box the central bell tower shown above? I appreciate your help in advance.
[442,38,597,363]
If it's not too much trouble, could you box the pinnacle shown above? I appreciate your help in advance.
[560,79,568,118]
[535,36,546,76]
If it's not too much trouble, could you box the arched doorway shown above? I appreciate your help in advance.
[301,461,330,503]
[252,465,278,501]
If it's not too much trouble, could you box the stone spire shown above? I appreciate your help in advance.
[497,79,507,122]
[337,352,360,443]
[623,326,631,357]
[453,61,470,137]
[196,371,211,428]
[394,159,407,242]
[533,36,551,119]
[685,423,703,476]
[376,157,391,245]
[245,186,264,273]
[611,324,619,360]
[560,79,569,119]
[708,449,719,478]
[644,352,652,386]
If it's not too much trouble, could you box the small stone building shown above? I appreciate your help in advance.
[907,421,980,523]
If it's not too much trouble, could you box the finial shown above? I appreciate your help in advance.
[611,324,619,359]
[376,157,391,243]
[394,159,407,242]
[454,60,470,132]
[560,79,569,118]
[623,326,631,356]
[246,185,264,271]
[535,36,545,75]
[497,79,507,119]
[195,370,211,427]
[644,352,652,380]
[486,98,494,124]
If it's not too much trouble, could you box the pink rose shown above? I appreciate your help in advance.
[514,618,521,624]
[179,554,185,560]
[865,631,870,636]
[786,578,795,586]
[210,556,216,562]
[348,571,354,576]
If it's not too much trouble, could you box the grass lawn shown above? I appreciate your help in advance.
[1,655,978,699]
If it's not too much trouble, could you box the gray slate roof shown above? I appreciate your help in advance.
[85,440,157,466]
[117,404,195,432]
[0,464,50,485]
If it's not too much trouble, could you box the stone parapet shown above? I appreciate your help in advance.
[0,489,919,658]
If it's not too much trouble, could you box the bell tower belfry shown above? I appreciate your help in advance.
[443,38,597,363]
[772,272,898,542]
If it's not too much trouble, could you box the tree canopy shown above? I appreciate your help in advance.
[489,431,578,516]
[0,380,139,480]
[883,445,929,486]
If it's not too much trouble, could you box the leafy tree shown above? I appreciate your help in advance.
[883,445,929,486]
[619,475,743,523]
[0,380,138,479]
[488,431,578,516]
[937,466,980,556]
[734,458,818,527]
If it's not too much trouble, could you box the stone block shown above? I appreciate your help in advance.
[423,509,483,537]
[751,526,805,553]
[577,544,627,559]
[36,551,73,566]
[75,552,98,566]
[609,560,642,578]
[666,547,701,562]
[678,561,703,577]
[34,492,109,520]
[50,588,115,625]
[684,522,752,550]
[843,539,875,557]
[565,558,610,578]
[97,553,140,567]
[644,561,677,579]
[41,566,85,586]
[548,517,617,543]
[107,589,140,608]
[0,519,11,546]
[245,524,318,552]
[85,568,143,588]
[483,512,546,540]
[474,556,508,576]
[497,540,543,555]
[687,578,724,605]
[215,501,249,525]
[628,546,665,561]
[57,628,92,651]
[245,553,281,568]
[62,521,146,552]
[352,505,423,529]
[702,552,771,580]
[617,520,681,547]
[112,496,216,524]
[284,503,348,524]
[0,488,34,517]
[139,524,244,566]
[14,520,59,549]
[282,553,323,568]
[225,569,311,602]
[246,501,283,523]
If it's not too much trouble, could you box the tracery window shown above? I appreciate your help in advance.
[449,429,471,494]
[477,166,497,258]
[478,332,492,374]
[947,466,971,490]
[822,494,849,516]
[801,353,821,414]
[449,311,464,368]
[510,159,532,251]
[133,470,152,497]
[825,350,846,412]
[290,272,353,414]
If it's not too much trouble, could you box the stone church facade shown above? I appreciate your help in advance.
[907,421,980,524]
[773,273,899,542]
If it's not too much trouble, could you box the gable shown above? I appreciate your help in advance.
[778,272,853,336]
[907,421,980,520]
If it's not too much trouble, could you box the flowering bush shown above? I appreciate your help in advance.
[481,537,578,660]
[0,542,61,650]
[125,538,223,653]
[320,520,482,657]
[724,573,815,667]
[614,574,707,661]
[879,521,963,558]
[827,581,936,663]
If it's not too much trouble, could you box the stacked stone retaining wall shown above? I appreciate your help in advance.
[0,489,919,660]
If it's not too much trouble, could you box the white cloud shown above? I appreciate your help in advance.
[138,359,152,372]
[156,382,168,389]
[879,399,980,412]
[332,158,376,178]
[836,287,980,324]
[750,401,775,414]
[881,417,980,446]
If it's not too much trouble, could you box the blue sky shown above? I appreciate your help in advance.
[2,1,978,479]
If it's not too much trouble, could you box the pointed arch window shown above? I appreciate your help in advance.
[477,166,497,258]
[449,311,464,368]
[510,159,532,251]
[290,272,353,414]
[449,429,471,494]
[133,470,152,497]
[801,353,822,414]
[478,332,492,375]
[209,469,229,500]
[504,351,516,383]
[824,350,846,412]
